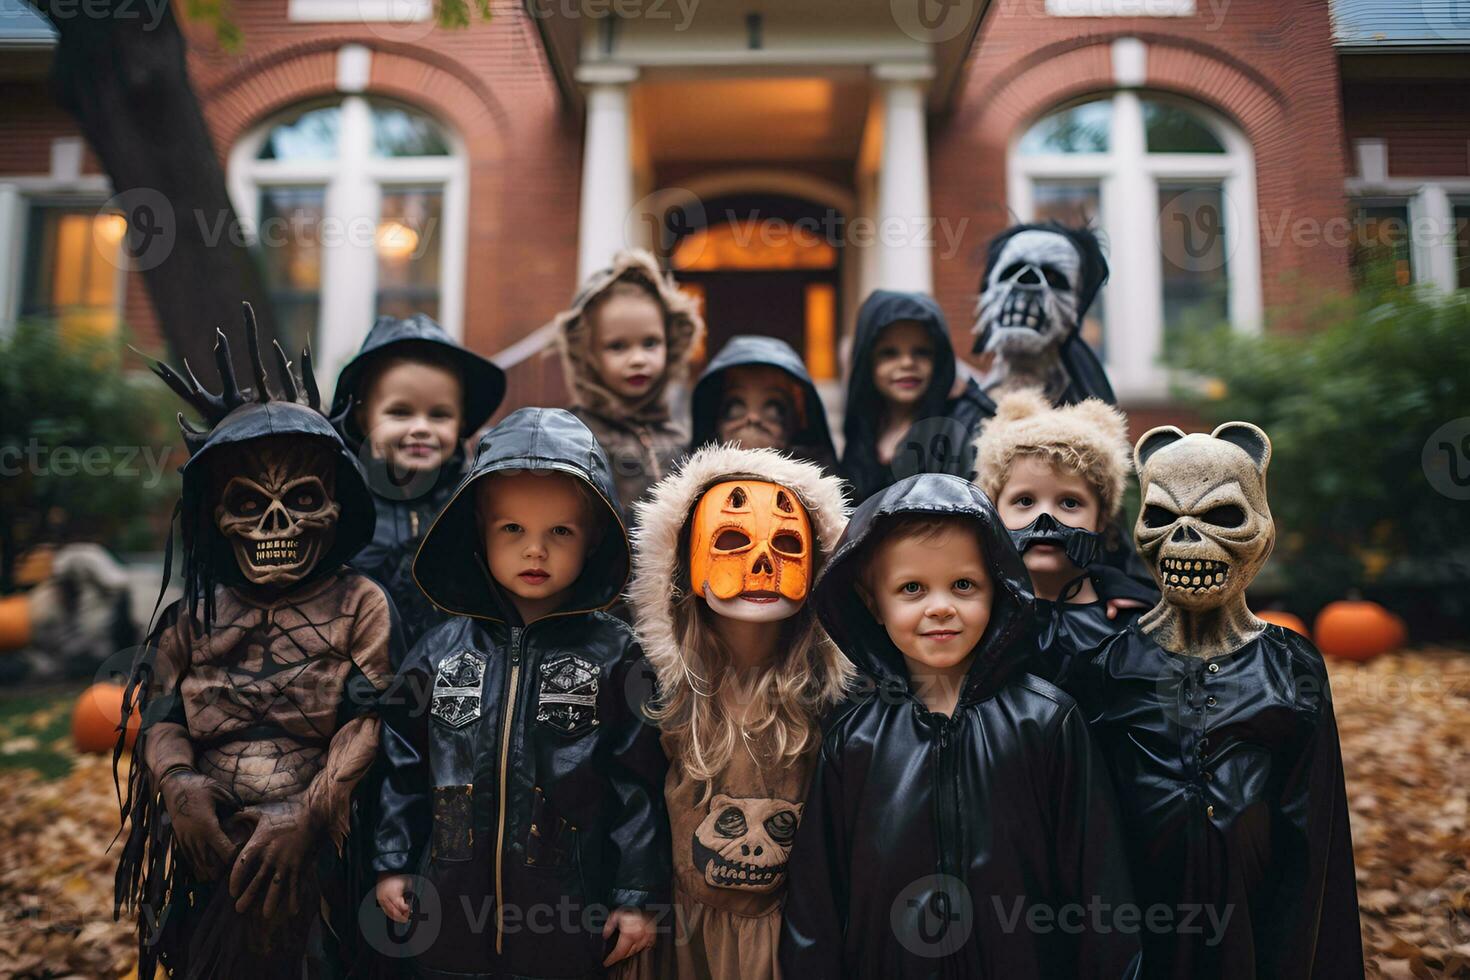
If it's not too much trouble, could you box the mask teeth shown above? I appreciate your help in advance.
[1159,557,1230,592]
[252,538,302,567]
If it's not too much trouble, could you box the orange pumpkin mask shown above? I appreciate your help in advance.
[689,480,811,602]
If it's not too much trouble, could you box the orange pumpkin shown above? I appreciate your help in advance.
[0,595,30,651]
[1254,609,1309,637]
[1313,600,1407,661]
[72,683,140,754]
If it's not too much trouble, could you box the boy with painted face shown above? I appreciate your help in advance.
[556,250,704,518]
[1077,424,1362,979]
[839,290,995,503]
[614,445,851,980]
[780,472,1140,978]
[687,335,838,472]
[975,389,1157,690]
[373,408,671,978]
[332,313,506,648]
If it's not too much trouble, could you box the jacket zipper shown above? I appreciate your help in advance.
[494,625,524,954]
[409,508,419,538]
[933,722,961,951]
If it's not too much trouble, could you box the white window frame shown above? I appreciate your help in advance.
[1008,90,1261,403]
[0,177,125,335]
[1346,156,1470,293]
[1045,0,1195,15]
[228,94,468,387]
[287,0,432,22]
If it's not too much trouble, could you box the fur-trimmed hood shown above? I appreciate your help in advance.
[973,387,1132,521]
[555,249,704,425]
[629,444,853,708]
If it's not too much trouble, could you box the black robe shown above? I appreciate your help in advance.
[839,290,996,504]
[780,472,1141,979]
[1074,624,1364,979]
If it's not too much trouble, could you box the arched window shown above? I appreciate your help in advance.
[229,96,467,377]
[1009,91,1260,399]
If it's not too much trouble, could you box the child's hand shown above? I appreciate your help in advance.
[601,906,656,966]
[375,873,414,924]
[1106,597,1149,620]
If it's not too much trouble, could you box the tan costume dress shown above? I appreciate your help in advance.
[619,728,815,980]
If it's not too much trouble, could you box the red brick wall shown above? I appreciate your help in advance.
[930,0,1353,350]
[1342,79,1470,178]
[178,0,580,359]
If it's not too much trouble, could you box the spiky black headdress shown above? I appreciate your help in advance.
[145,302,342,454]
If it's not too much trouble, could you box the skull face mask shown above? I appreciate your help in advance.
[690,480,811,622]
[692,794,804,893]
[975,229,1083,359]
[214,435,341,588]
[1133,422,1274,656]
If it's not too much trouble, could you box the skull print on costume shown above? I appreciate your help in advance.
[693,794,804,893]
[1133,421,1275,659]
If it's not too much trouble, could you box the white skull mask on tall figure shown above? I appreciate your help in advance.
[972,222,1110,402]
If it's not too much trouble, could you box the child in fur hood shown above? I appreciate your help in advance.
[614,445,852,980]
[974,388,1158,691]
[556,250,705,519]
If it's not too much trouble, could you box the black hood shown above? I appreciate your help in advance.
[180,401,376,591]
[331,313,506,446]
[412,407,629,621]
[689,335,836,466]
[813,472,1035,705]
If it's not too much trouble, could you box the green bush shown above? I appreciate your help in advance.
[0,322,179,592]
[1165,272,1470,613]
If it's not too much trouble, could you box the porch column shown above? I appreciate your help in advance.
[576,64,639,282]
[874,62,935,293]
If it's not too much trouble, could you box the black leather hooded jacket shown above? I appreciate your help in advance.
[779,473,1141,979]
[373,408,671,980]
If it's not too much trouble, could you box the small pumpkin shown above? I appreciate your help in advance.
[0,595,30,651]
[1313,600,1407,661]
[1254,609,1309,638]
[72,683,139,754]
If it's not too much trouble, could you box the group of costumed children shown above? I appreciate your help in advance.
[115,224,1363,980]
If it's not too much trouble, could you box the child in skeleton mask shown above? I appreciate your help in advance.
[116,307,402,979]
[779,473,1140,978]
[612,446,851,980]
[1078,424,1362,980]
[556,249,705,519]
[373,407,670,979]
[975,389,1157,690]
[331,313,506,649]
[840,289,994,504]
[687,335,839,473]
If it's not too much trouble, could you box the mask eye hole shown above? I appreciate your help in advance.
[288,483,323,512]
[774,489,795,514]
[714,529,752,552]
[225,485,267,518]
[764,810,798,845]
[999,262,1026,282]
[727,486,747,509]
[1142,504,1178,529]
[715,806,747,838]
[771,532,803,556]
[1199,504,1245,528]
[1042,268,1070,290]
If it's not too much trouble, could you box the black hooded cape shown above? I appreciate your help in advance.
[840,290,996,504]
[330,313,507,648]
[1073,624,1364,979]
[688,333,838,472]
[779,473,1141,979]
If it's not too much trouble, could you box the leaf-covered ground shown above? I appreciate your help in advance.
[0,649,1466,978]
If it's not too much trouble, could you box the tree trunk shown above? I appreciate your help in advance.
[38,0,278,381]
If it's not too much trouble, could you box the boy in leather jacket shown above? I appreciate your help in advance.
[373,407,672,979]
[779,472,1140,979]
